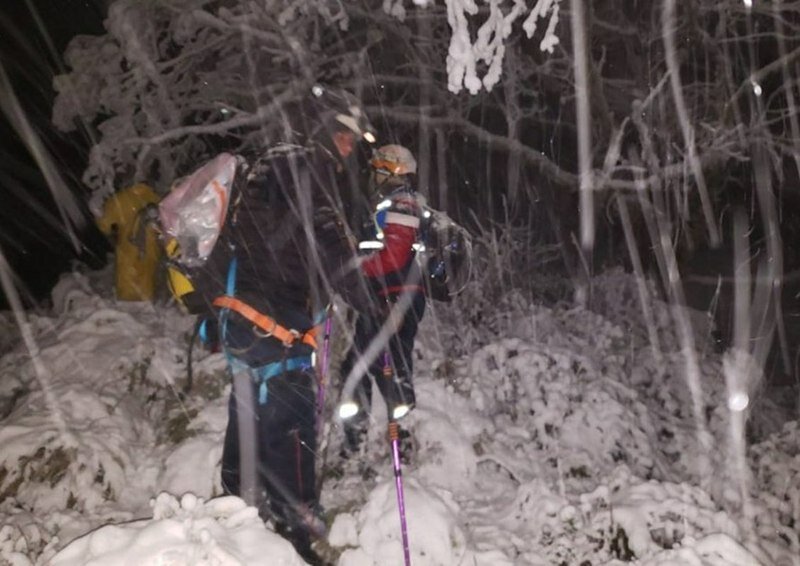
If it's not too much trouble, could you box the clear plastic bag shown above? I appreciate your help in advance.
[159,153,238,267]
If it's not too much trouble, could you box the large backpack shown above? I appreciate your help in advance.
[360,197,473,302]
[153,153,241,394]
[416,207,473,302]
[158,153,240,313]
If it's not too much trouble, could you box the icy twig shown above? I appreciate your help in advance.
[662,0,719,248]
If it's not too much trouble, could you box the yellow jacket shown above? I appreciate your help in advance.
[96,183,162,301]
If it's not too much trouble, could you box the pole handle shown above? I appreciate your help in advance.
[388,421,400,441]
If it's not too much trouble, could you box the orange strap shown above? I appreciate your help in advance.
[212,296,318,349]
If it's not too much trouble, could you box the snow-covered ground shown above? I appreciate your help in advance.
[0,267,797,565]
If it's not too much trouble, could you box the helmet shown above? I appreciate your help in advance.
[308,84,376,144]
[370,144,417,176]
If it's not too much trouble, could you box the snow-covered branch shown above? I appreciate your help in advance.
[373,105,577,185]
[52,0,366,208]
[439,0,562,93]
[127,87,303,146]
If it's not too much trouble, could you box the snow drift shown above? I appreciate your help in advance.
[0,268,796,565]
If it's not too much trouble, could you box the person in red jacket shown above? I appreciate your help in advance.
[338,144,426,458]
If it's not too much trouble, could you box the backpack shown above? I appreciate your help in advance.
[361,193,473,302]
[151,153,240,394]
[416,207,473,302]
[159,153,238,267]
[158,152,240,313]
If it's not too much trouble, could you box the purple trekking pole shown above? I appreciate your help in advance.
[315,306,333,425]
[388,421,412,566]
[383,351,411,565]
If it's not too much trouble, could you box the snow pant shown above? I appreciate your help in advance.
[340,290,426,425]
[220,367,317,528]
[219,317,318,534]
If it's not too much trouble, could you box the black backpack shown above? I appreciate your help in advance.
[417,207,473,302]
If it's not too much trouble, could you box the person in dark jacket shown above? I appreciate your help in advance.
[337,144,426,459]
[188,86,375,565]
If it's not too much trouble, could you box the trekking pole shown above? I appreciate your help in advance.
[382,350,393,379]
[384,351,412,565]
[389,420,412,566]
[315,306,334,424]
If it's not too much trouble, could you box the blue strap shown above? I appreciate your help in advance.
[198,318,209,344]
[375,208,388,229]
[226,256,238,296]
[221,256,313,403]
[230,356,312,405]
[227,355,313,405]
[198,318,206,342]
[312,307,329,325]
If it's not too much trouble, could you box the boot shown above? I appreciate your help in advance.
[387,423,414,465]
[397,425,414,465]
[274,521,329,566]
[340,420,367,460]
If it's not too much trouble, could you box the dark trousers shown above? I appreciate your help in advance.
[220,365,317,529]
[341,291,426,422]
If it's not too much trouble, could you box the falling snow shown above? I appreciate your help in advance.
[2,0,800,564]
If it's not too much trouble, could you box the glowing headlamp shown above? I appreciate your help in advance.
[338,401,359,420]
[392,404,411,420]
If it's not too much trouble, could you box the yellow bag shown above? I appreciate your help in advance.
[96,184,161,301]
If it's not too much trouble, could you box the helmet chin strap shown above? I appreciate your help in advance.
[370,171,395,198]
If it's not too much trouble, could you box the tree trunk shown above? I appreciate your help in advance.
[416,13,432,198]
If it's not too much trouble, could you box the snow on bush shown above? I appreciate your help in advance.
[1,266,798,564]
[0,272,229,563]
[477,469,767,565]
[466,335,661,488]
[47,493,305,566]
[749,421,800,558]
[332,479,467,565]
[333,266,797,564]
[319,269,797,564]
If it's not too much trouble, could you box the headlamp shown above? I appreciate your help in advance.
[392,404,411,420]
[338,401,359,420]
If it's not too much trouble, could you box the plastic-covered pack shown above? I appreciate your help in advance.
[158,153,238,267]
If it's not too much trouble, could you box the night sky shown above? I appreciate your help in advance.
[0,0,108,309]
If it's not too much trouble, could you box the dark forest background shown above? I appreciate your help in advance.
[3,0,800,383]
[0,0,108,307]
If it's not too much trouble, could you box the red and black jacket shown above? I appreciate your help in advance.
[361,183,424,297]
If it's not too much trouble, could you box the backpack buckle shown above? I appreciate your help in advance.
[253,322,275,339]
[283,329,302,347]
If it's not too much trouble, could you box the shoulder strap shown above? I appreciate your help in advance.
[212,296,318,349]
